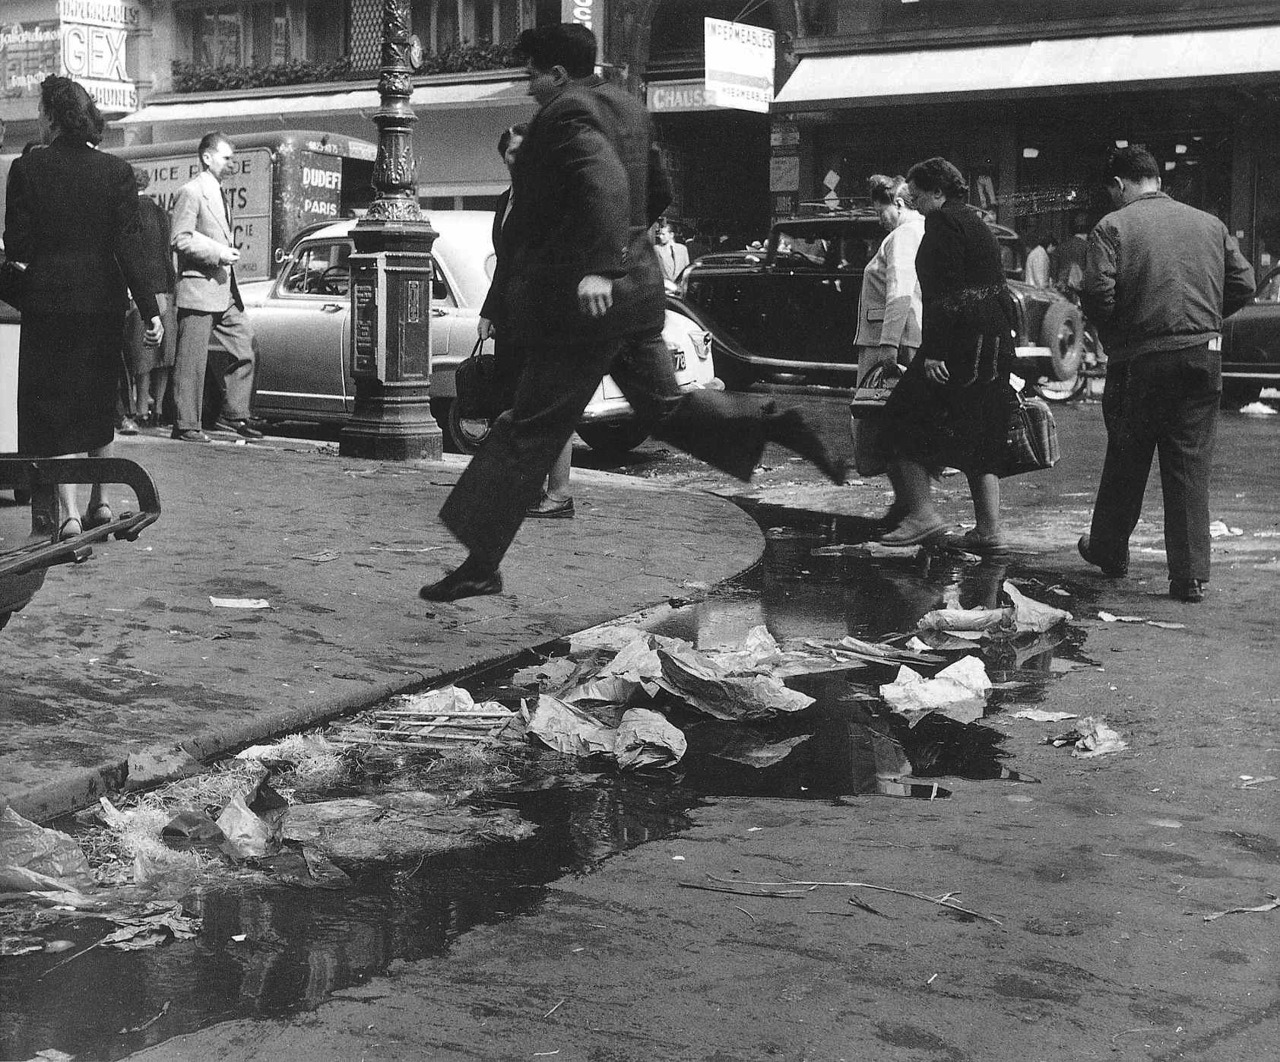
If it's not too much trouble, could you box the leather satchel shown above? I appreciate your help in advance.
[453,337,500,420]
[849,362,900,419]
[1005,392,1060,475]
[0,258,27,312]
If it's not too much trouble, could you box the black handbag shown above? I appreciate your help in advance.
[850,362,900,419]
[0,259,27,312]
[1004,392,1060,475]
[453,337,500,420]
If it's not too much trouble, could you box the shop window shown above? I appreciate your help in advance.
[188,2,291,67]
[409,1,521,49]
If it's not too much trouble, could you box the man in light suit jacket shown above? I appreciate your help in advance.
[654,217,690,284]
[169,131,261,441]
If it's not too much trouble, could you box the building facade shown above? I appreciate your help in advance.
[774,0,1280,275]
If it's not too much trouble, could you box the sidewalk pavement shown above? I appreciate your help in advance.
[0,432,764,822]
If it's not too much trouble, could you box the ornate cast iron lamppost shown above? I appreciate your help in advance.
[339,0,443,460]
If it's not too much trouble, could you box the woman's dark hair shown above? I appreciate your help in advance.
[906,157,969,200]
[868,174,911,208]
[1104,146,1160,184]
[516,24,597,78]
[497,123,528,156]
[40,75,105,146]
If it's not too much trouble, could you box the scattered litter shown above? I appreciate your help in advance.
[96,903,201,950]
[1203,893,1280,922]
[880,656,991,726]
[332,686,518,750]
[1208,521,1244,538]
[292,549,341,563]
[1252,560,1280,573]
[126,748,202,789]
[0,807,95,896]
[368,545,442,553]
[1239,776,1277,790]
[1146,818,1182,829]
[614,708,686,770]
[671,856,686,862]
[1098,611,1147,623]
[1147,621,1187,630]
[916,583,1069,638]
[656,643,814,721]
[209,597,271,609]
[525,696,618,758]
[1237,401,1277,416]
[1045,717,1128,758]
[231,933,247,942]
[811,542,922,559]
[701,730,811,769]
[1011,709,1078,723]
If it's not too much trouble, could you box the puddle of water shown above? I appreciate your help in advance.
[0,506,1091,1061]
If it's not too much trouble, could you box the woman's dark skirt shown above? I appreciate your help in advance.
[18,311,125,456]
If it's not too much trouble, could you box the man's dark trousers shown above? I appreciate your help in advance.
[440,330,773,565]
[1089,343,1220,581]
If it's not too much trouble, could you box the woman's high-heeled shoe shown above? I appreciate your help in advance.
[57,517,83,542]
[85,503,113,530]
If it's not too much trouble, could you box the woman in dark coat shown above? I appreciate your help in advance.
[4,76,162,539]
[879,157,1017,551]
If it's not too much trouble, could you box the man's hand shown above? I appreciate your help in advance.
[876,343,900,368]
[924,358,949,384]
[578,274,613,319]
[219,247,241,266]
[143,316,164,347]
[477,317,496,341]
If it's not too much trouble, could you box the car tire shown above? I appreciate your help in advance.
[1039,300,1084,382]
[444,398,492,455]
[575,421,650,455]
[1221,381,1262,408]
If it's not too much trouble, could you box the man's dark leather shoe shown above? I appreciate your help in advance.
[1170,578,1206,603]
[420,566,503,603]
[172,428,211,443]
[215,418,264,439]
[767,408,848,485]
[1077,534,1128,577]
[527,494,574,518]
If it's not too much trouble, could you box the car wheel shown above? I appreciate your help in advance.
[1039,300,1084,382]
[576,421,650,454]
[1032,372,1087,403]
[1221,381,1262,408]
[444,398,492,455]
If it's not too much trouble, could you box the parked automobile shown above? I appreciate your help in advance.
[671,207,1086,399]
[222,212,717,451]
[1214,265,1280,407]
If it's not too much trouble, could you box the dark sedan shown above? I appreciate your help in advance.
[1216,265,1280,407]
[670,208,1086,397]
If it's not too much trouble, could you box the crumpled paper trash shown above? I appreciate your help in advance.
[1046,716,1129,758]
[880,655,992,726]
[656,644,814,721]
[525,695,618,757]
[613,708,687,770]
[916,582,1071,638]
[0,806,94,893]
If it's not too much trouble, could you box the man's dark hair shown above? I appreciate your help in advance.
[1104,146,1160,184]
[198,131,232,161]
[497,123,528,156]
[906,156,969,200]
[40,75,105,146]
[517,24,597,78]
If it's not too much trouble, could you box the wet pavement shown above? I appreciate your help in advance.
[2,507,1099,1061]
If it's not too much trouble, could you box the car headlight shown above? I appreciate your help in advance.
[696,330,711,360]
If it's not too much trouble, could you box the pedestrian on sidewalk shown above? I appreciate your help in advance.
[1076,146,1255,602]
[170,132,262,443]
[3,75,163,540]
[851,174,924,530]
[478,122,575,519]
[877,157,1019,554]
[421,23,844,603]
[121,166,177,428]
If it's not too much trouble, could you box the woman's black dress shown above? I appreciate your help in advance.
[4,137,158,456]
[883,200,1017,475]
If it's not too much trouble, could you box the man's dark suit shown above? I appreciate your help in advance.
[440,75,792,566]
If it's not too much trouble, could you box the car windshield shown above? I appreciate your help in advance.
[1256,271,1280,303]
[770,221,881,273]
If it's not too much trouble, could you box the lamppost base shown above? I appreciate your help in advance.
[338,380,443,461]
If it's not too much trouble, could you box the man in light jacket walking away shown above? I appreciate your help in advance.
[1077,147,1254,602]
[169,131,262,442]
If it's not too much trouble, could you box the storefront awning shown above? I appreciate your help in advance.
[116,77,531,126]
[774,25,1280,110]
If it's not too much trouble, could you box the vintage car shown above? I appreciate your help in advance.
[223,212,717,452]
[1214,265,1280,407]
[670,207,1087,398]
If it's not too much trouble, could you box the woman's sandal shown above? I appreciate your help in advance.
[57,517,83,542]
[85,503,113,530]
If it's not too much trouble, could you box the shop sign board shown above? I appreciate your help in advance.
[135,147,273,279]
[58,0,141,114]
[769,154,799,192]
[704,17,774,114]
[1,21,62,100]
[648,80,718,113]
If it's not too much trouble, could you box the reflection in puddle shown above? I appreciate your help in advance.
[0,508,1090,1061]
